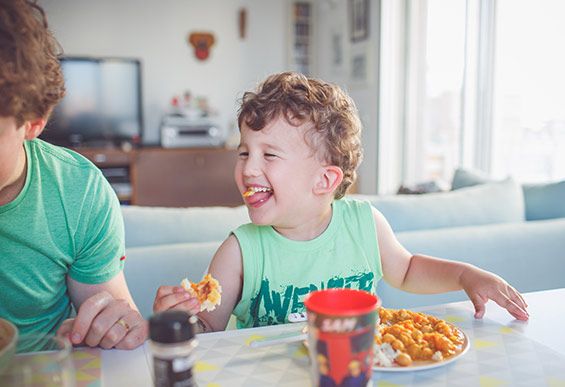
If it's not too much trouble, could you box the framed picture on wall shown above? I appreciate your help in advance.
[349,0,369,42]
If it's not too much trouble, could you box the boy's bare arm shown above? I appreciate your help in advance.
[373,206,470,292]
[196,234,244,332]
[373,207,528,320]
[371,207,413,288]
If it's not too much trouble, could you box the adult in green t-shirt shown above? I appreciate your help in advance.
[0,0,146,351]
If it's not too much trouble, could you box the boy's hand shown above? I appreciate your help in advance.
[460,267,529,321]
[153,286,201,315]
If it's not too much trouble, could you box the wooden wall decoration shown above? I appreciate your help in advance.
[188,32,215,61]
[239,8,247,39]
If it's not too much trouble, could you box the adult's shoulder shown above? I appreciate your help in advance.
[27,139,116,209]
[29,139,101,174]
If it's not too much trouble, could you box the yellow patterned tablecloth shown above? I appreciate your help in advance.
[192,306,565,387]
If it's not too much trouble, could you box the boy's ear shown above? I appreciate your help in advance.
[24,118,47,140]
[314,165,344,195]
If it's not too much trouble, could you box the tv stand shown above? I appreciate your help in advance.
[74,146,241,207]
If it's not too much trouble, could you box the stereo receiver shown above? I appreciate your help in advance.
[160,115,226,148]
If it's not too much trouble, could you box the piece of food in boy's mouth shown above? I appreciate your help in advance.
[181,274,222,312]
[243,186,272,198]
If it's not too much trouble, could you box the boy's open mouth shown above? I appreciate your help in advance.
[243,186,273,205]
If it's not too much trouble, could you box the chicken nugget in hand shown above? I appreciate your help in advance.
[181,274,222,312]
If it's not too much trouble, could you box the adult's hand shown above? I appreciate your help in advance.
[58,272,148,349]
[57,290,147,349]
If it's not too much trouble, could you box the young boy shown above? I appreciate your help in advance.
[0,0,146,350]
[153,72,528,331]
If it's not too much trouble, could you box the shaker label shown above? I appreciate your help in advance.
[154,356,195,387]
[173,357,192,372]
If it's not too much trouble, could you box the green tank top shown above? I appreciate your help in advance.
[232,198,382,328]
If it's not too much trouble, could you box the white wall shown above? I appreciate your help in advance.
[40,0,286,145]
[40,0,380,193]
[315,0,381,194]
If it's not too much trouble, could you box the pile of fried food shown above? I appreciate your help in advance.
[181,274,222,312]
[374,308,465,367]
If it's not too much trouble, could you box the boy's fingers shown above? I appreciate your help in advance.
[492,292,529,321]
[154,292,193,312]
[505,303,528,320]
[71,291,112,344]
[513,290,528,309]
[169,299,200,314]
[155,286,177,298]
[469,294,487,319]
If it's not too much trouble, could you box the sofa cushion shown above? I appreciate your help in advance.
[352,179,525,232]
[122,205,249,248]
[522,181,565,221]
[452,167,565,221]
[124,241,221,318]
[451,167,495,190]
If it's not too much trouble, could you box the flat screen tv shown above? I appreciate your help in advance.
[41,57,143,147]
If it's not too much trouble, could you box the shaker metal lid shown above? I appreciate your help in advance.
[149,311,195,343]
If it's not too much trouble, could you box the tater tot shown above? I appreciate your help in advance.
[395,353,413,367]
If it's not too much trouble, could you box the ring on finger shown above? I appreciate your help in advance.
[115,318,130,332]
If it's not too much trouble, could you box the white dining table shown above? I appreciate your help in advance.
[102,288,565,386]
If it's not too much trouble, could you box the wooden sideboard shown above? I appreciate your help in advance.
[75,147,242,207]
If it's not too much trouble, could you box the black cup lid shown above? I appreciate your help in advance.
[149,311,195,344]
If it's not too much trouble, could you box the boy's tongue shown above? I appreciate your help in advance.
[246,191,272,204]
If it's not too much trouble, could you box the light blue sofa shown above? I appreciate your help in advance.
[122,176,565,319]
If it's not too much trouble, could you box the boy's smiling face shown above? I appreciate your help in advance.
[235,115,331,232]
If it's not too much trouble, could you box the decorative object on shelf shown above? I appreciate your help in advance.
[349,0,369,42]
[238,8,247,39]
[188,32,215,61]
[169,90,215,118]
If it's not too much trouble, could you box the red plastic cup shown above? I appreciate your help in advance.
[304,289,379,387]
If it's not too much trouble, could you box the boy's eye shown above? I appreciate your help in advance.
[264,153,277,159]
[238,152,249,158]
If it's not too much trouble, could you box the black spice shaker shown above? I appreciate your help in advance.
[149,311,198,387]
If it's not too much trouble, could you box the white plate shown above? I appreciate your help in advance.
[373,328,470,372]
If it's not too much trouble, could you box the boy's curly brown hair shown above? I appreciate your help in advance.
[238,72,363,199]
[0,0,65,126]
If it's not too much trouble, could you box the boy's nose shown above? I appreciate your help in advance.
[242,159,261,177]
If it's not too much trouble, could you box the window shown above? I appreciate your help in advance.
[392,0,565,190]
[403,0,467,186]
[491,0,565,182]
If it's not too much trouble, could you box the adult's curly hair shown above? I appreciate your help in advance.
[0,0,65,126]
[237,72,363,199]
